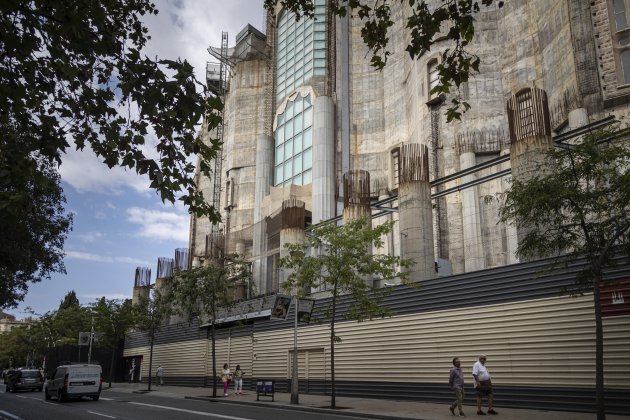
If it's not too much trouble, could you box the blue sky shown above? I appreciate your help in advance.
[7,0,265,319]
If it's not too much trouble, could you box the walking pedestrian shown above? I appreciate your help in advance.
[233,364,245,395]
[472,355,497,415]
[156,365,164,386]
[449,357,466,417]
[222,363,231,397]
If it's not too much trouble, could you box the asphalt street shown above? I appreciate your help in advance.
[0,384,370,420]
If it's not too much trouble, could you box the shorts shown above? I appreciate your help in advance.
[476,380,493,396]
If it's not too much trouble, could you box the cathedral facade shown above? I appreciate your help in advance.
[190,0,629,294]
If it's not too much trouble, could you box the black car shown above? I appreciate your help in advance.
[5,369,44,392]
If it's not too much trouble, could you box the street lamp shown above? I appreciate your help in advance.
[291,297,299,405]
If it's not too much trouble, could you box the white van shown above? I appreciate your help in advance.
[44,364,102,401]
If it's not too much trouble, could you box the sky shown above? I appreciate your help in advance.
[6,0,265,319]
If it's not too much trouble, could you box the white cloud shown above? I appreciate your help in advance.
[60,147,151,196]
[76,231,105,243]
[126,207,190,243]
[147,1,265,82]
[65,251,152,266]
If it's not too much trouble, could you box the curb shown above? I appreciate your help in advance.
[185,395,424,420]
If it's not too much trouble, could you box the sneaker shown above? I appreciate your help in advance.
[488,409,498,415]
[477,411,486,415]
[224,393,228,397]
[459,412,467,418]
[450,406,456,416]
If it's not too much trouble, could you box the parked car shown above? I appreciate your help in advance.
[5,369,44,392]
[44,364,102,401]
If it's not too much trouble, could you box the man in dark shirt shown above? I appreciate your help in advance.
[449,357,466,417]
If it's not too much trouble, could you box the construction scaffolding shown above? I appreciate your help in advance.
[204,31,229,262]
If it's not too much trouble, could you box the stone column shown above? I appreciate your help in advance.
[279,199,306,291]
[132,267,151,306]
[398,144,436,282]
[458,145,485,272]
[507,87,553,258]
[341,170,372,286]
[253,134,274,296]
[341,170,371,223]
[312,96,336,224]
[568,108,589,130]
[500,147,519,265]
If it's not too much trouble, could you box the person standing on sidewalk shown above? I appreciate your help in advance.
[472,355,498,415]
[449,357,466,417]
[221,363,231,397]
[156,365,164,386]
[233,364,244,395]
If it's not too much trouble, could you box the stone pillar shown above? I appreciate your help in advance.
[341,170,371,223]
[507,87,553,258]
[253,134,274,296]
[500,148,519,265]
[341,170,372,286]
[568,108,589,130]
[279,199,306,291]
[398,144,435,282]
[458,147,485,272]
[312,96,336,224]
[132,267,151,305]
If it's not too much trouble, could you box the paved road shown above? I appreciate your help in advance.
[0,385,370,420]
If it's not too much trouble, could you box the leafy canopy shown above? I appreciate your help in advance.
[499,125,630,288]
[0,144,72,309]
[167,256,251,322]
[264,0,502,121]
[280,217,413,336]
[0,0,221,218]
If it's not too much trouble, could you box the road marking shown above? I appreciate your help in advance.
[0,410,24,420]
[99,397,115,401]
[129,402,253,419]
[87,411,116,418]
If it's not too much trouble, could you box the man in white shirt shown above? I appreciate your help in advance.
[156,365,164,386]
[472,355,497,415]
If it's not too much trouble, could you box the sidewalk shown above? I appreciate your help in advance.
[105,382,626,420]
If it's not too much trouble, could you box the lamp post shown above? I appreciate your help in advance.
[291,296,299,404]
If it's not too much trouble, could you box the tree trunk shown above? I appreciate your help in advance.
[148,329,154,391]
[330,284,337,409]
[108,347,115,388]
[593,275,606,420]
[211,322,217,397]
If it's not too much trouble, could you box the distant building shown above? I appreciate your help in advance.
[0,312,23,334]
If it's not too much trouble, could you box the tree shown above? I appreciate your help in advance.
[91,297,137,387]
[499,125,630,420]
[52,291,91,346]
[1,0,221,307]
[264,0,502,121]
[134,289,171,391]
[167,257,250,397]
[280,217,413,408]
[0,146,73,310]
[58,291,80,311]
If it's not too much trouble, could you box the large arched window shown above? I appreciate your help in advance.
[274,93,313,186]
[274,0,326,186]
[275,0,327,102]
